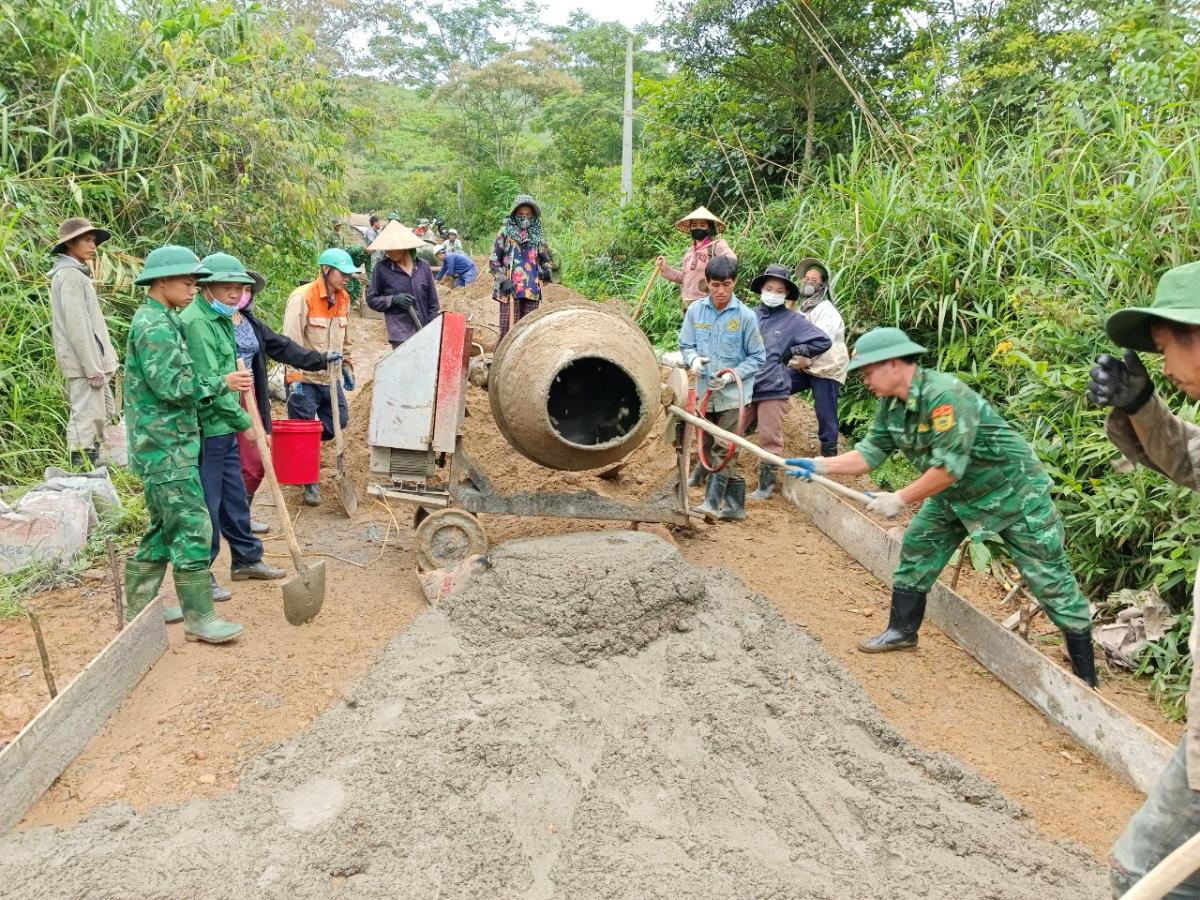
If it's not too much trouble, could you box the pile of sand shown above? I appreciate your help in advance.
[0,532,1103,898]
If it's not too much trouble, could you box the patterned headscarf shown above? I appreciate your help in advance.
[501,214,542,248]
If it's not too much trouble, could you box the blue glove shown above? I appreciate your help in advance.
[324,351,343,364]
[784,457,825,481]
[342,365,355,391]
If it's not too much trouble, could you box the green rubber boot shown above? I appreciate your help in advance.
[123,559,182,624]
[175,569,243,644]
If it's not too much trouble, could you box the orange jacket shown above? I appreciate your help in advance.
[282,278,353,385]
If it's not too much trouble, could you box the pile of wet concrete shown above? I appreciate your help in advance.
[0,531,1103,898]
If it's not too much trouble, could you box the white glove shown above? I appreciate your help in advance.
[689,356,709,375]
[866,492,906,519]
[660,350,684,368]
[709,373,733,390]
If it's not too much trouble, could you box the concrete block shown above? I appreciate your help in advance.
[0,599,168,834]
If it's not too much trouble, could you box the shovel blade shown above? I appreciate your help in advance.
[336,475,359,516]
[282,561,327,626]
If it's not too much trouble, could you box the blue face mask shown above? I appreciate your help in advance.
[209,298,238,317]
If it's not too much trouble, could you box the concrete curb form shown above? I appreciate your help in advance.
[0,598,168,833]
[784,479,1174,794]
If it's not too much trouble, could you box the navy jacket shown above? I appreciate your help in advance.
[241,307,325,433]
[366,257,440,343]
[753,306,832,400]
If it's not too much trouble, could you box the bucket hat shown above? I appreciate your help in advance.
[317,247,358,274]
[246,270,267,295]
[134,245,211,286]
[51,217,111,255]
[197,252,255,284]
[1106,261,1200,352]
[509,194,542,218]
[367,220,426,253]
[750,264,800,302]
[448,228,458,236]
[846,327,926,372]
[674,206,726,235]
[794,257,831,283]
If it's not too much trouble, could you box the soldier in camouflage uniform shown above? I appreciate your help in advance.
[787,327,1097,686]
[123,245,251,644]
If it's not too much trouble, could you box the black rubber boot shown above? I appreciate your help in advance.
[85,445,100,465]
[749,464,777,500]
[688,464,708,488]
[693,472,728,518]
[1064,629,1099,688]
[719,476,747,520]
[303,483,321,506]
[820,442,839,457]
[858,587,927,653]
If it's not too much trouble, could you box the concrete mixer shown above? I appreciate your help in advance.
[367,304,692,571]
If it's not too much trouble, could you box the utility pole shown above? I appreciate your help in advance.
[621,35,633,206]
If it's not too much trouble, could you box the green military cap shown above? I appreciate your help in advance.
[847,326,927,372]
[134,245,211,286]
[1106,261,1200,353]
[197,252,255,284]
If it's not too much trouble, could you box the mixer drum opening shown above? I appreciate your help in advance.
[547,357,642,447]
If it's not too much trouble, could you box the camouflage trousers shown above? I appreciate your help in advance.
[893,492,1092,633]
[132,468,213,573]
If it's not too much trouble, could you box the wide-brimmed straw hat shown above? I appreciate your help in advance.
[1107,261,1200,352]
[367,220,426,253]
[52,217,111,255]
[674,206,726,235]
[750,264,800,302]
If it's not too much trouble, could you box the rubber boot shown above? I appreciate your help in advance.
[303,483,321,507]
[749,463,777,500]
[211,573,232,602]
[177,570,242,644]
[688,464,708,488]
[246,489,269,535]
[692,472,728,518]
[857,587,926,653]
[719,476,747,521]
[85,445,100,465]
[123,559,182,624]
[1064,629,1099,688]
[69,450,87,470]
[820,442,839,457]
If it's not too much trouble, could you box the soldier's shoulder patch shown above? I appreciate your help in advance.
[931,404,955,432]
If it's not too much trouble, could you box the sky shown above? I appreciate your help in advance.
[538,0,664,29]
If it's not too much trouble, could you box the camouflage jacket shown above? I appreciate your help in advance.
[855,367,1052,536]
[124,299,230,483]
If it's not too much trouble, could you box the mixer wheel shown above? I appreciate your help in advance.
[414,509,488,571]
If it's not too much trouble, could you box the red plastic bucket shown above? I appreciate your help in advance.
[271,419,323,485]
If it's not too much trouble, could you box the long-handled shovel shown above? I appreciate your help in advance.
[328,361,358,516]
[239,362,326,625]
[630,268,660,323]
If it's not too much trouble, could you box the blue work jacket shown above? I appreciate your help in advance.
[678,294,766,412]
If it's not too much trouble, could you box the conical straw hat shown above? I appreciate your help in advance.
[367,220,425,252]
[674,205,726,234]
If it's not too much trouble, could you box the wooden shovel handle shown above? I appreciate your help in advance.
[631,269,659,322]
[237,361,307,573]
[328,362,343,454]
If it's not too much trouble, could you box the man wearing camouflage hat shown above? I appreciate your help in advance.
[787,327,1097,687]
[123,246,249,643]
[1088,261,1200,898]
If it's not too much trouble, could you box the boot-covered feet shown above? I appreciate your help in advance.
[211,573,232,602]
[231,560,286,581]
[692,472,728,518]
[858,587,927,653]
[1064,629,1099,688]
[123,558,181,624]
[303,483,321,507]
[250,519,270,535]
[749,463,777,500]
[687,464,708,488]
[820,442,839,458]
[177,570,242,644]
[719,476,747,520]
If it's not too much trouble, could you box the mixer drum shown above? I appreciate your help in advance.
[488,302,662,471]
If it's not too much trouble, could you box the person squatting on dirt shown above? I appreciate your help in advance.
[786,327,1098,686]
[678,255,766,522]
[48,217,120,468]
[435,244,479,288]
[230,268,334,534]
[283,248,357,507]
[123,245,247,644]
[490,193,553,339]
[1091,262,1200,898]
[789,258,849,457]
[182,254,286,603]
[656,205,737,311]
[365,221,440,349]
[746,264,831,501]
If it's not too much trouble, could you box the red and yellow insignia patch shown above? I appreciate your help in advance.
[931,404,955,433]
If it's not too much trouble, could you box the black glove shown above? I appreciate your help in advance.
[1087,350,1153,413]
[389,293,415,312]
[498,278,515,297]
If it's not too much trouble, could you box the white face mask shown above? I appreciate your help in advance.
[760,290,787,307]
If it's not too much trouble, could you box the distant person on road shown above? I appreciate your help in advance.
[183,253,286,602]
[48,217,119,468]
[435,244,479,288]
[283,248,358,507]
[1089,262,1200,898]
[444,228,464,254]
[790,258,849,457]
[678,255,765,522]
[786,327,1097,687]
[363,215,381,246]
[366,220,440,349]
[745,264,831,501]
[657,206,737,311]
[490,193,553,339]
[124,245,246,643]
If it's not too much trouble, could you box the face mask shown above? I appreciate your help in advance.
[209,297,238,317]
[802,283,819,297]
[236,289,252,311]
[760,290,787,307]
[517,216,533,229]
[690,227,710,242]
